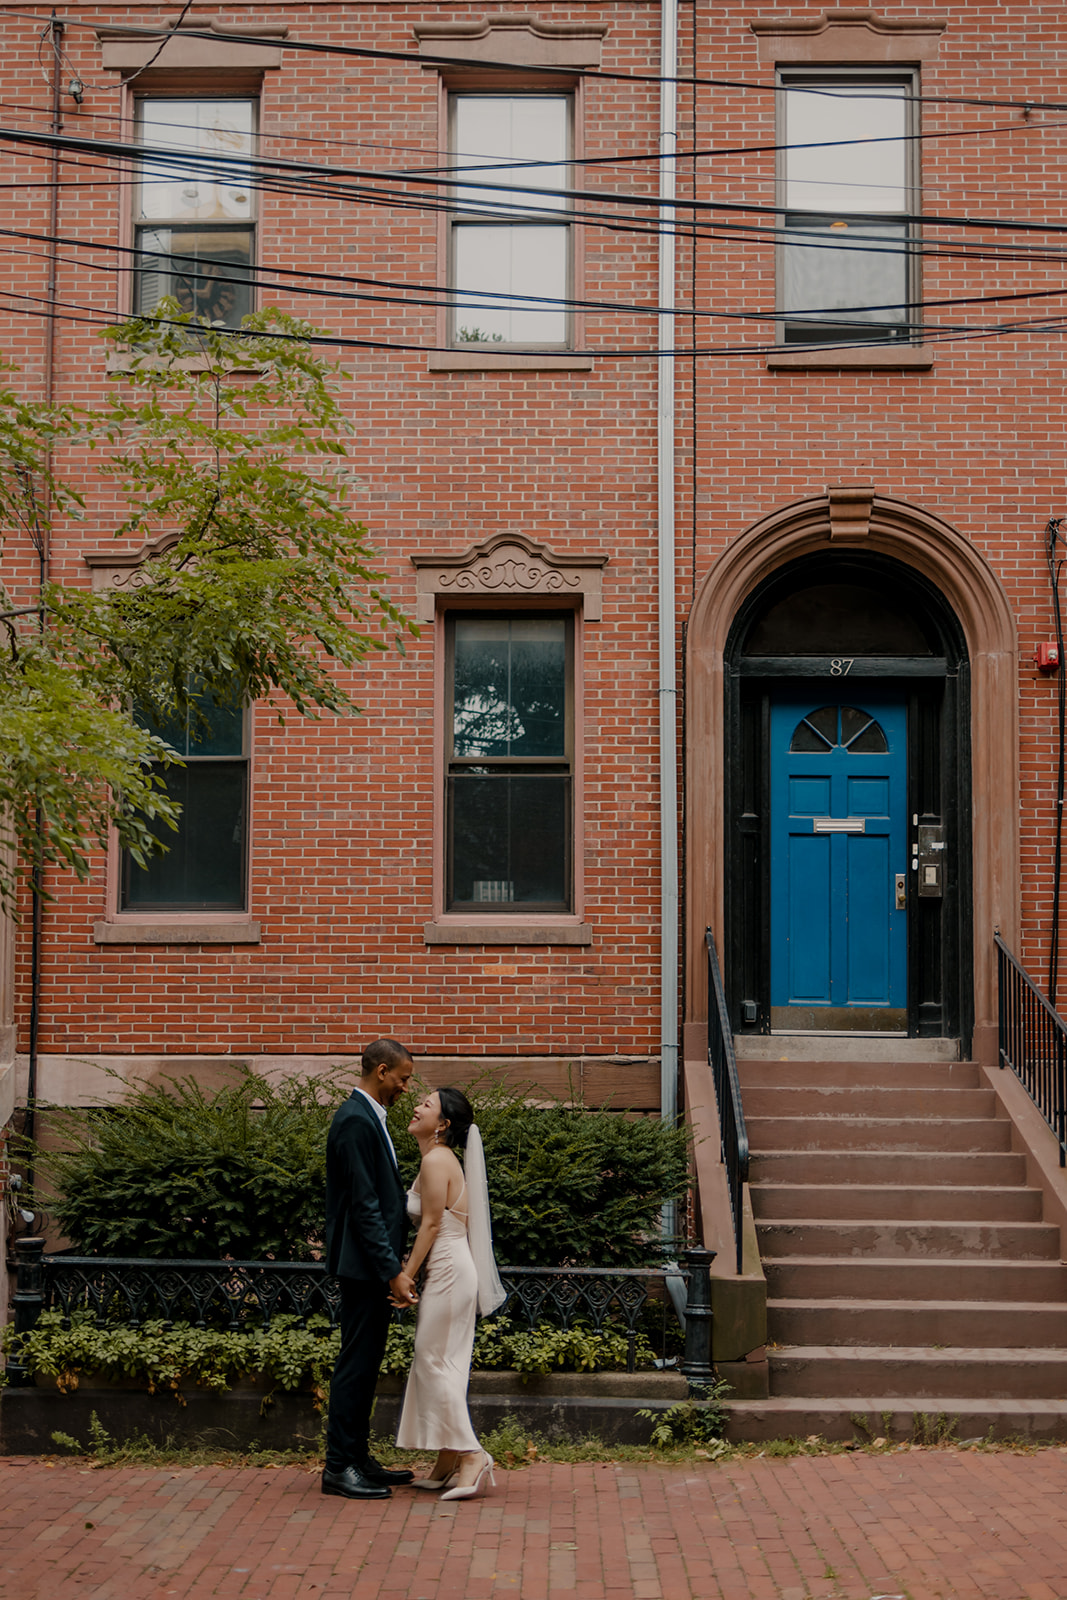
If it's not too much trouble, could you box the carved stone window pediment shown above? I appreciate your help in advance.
[414,15,606,69]
[411,532,606,622]
[751,7,946,62]
[84,532,180,592]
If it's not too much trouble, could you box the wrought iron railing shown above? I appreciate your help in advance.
[996,932,1067,1167]
[706,928,750,1274]
[5,1241,716,1385]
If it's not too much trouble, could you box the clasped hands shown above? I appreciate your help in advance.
[388,1268,419,1309]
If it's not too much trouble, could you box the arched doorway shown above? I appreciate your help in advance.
[724,551,970,1039]
[685,493,1018,1063]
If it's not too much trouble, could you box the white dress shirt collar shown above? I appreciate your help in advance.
[353,1085,399,1168]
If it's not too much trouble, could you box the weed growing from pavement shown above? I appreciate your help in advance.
[40,1412,1067,1469]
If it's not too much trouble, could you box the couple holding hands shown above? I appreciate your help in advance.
[322,1038,507,1503]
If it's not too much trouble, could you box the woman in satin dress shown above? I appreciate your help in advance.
[394,1086,504,1500]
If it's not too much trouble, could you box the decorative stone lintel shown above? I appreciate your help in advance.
[826,485,876,542]
[84,532,179,592]
[415,15,606,70]
[751,8,946,62]
[97,22,288,74]
[411,532,607,623]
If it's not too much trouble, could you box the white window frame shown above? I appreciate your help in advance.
[776,68,920,348]
[447,88,575,351]
[133,94,259,328]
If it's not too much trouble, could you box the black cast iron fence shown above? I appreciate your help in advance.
[996,932,1067,1166]
[706,928,750,1274]
[5,1240,716,1388]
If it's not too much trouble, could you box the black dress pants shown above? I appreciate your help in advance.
[325,1276,392,1472]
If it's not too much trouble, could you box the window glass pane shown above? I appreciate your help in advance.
[450,772,569,906]
[136,690,244,758]
[136,227,253,325]
[842,706,888,752]
[790,705,837,752]
[782,219,908,340]
[454,226,567,345]
[137,99,256,224]
[784,84,907,214]
[123,762,246,910]
[453,618,566,757]
[453,96,568,214]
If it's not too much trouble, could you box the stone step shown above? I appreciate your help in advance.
[750,1182,1044,1223]
[747,1115,1010,1153]
[767,1345,1067,1401]
[768,1297,1067,1348]
[755,1218,1061,1260]
[765,1254,1067,1302]
[738,1059,980,1090]
[743,1085,996,1118]
[723,1396,1067,1444]
[750,1149,1027,1186]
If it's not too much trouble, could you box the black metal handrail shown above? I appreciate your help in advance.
[996,932,1067,1167]
[4,1243,715,1383]
[706,928,750,1274]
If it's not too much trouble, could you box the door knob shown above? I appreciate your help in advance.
[895,872,907,910]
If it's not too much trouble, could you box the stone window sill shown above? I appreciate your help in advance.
[428,351,594,373]
[766,346,934,371]
[94,919,261,945]
[424,921,593,946]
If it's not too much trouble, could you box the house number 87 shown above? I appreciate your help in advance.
[829,658,854,676]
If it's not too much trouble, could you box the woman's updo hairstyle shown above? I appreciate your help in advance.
[436,1086,474,1150]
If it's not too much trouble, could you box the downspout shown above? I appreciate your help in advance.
[658,0,679,1227]
[26,13,64,1158]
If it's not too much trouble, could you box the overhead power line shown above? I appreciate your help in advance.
[4,216,1067,331]
[6,8,1067,117]
[5,119,1067,248]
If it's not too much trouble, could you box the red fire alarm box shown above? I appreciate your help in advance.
[1035,642,1061,673]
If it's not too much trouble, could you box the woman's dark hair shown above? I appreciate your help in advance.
[437,1086,474,1150]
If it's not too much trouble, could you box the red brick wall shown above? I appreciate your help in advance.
[4,2,1065,1080]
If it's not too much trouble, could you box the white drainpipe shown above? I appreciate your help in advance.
[657,0,679,1161]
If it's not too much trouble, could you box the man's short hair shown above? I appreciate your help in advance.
[362,1038,413,1076]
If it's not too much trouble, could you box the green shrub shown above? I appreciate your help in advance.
[2,1308,652,1394]
[22,1069,344,1260]
[20,1066,689,1267]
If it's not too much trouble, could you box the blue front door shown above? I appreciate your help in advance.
[770,693,907,1030]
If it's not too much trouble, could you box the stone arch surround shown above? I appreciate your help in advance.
[685,493,1019,1063]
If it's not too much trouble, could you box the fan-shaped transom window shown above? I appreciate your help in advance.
[789,705,888,754]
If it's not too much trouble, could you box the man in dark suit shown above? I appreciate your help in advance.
[322,1038,418,1500]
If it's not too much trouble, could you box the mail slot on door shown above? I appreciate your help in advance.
[916,823,945,898]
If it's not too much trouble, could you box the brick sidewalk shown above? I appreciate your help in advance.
[4,1450,1067,1600]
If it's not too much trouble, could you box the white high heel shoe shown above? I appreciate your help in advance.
[414,1466,459,1491]
[440,1451,495,1502]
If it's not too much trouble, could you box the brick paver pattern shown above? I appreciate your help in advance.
[4,1451,1067,1600]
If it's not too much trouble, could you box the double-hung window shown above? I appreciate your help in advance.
[449,95,572,348]
[122,691,249,912]
[446,614,573,912]
[134,97,257,327]
[779,73,917,345]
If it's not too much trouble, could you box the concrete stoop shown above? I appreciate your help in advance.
[730,1053,1067,1444]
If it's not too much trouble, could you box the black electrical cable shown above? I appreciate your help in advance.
[12,117,1067,246]
[1046,516,1067,1008]
[8,7,1067,119]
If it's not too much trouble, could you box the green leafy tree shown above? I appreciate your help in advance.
[0,306,416,911]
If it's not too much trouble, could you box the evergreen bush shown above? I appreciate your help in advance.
[21,1067,689,1267]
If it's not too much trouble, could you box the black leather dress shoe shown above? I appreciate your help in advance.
[321,1465,391,1500]
[358,1455,415,1486]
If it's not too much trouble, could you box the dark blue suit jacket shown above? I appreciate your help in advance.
[324,1090,408,1284]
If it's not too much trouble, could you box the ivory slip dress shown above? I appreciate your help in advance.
[395,1181,481,1453]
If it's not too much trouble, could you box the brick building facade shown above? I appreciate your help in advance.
[1,1,1065,1139]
